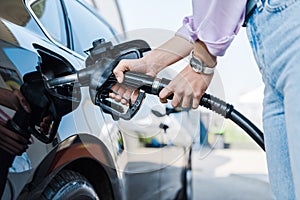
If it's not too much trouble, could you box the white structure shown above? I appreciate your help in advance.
[84,0,125,33]
[238,85,264,130]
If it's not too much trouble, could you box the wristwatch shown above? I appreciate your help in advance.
[189,50,215,75]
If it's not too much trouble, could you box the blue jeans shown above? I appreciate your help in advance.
[246,0,300,199]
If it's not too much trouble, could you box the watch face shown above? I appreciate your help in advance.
[190,57,203,73]
[189,55,215,75]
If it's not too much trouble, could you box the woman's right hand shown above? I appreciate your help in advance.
[112,58,158,104]
[113,57,158,83]
[111,36,193,104]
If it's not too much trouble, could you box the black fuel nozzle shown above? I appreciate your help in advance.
[123,71,170,96]
[82,39,152,120]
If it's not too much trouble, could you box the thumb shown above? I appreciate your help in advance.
[114,70,124,83]
[113,59,135,83]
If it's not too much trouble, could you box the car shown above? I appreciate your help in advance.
[0,0,196,199]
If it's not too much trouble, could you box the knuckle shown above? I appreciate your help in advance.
[113,68,119,74]
[194,91,203,99]
[176,90,184,96]
[185,90,193,97]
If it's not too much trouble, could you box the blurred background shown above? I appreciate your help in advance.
[84,1,271,199]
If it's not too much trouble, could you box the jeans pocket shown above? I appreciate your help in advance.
[265,0,298,12]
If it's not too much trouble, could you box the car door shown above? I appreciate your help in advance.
[60,1,194,199]
[27,0,123,162]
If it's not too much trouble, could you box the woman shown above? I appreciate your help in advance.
[113,0,300,199]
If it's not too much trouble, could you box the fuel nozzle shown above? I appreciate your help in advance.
[123,71,170,96]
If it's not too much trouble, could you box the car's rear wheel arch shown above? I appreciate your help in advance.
[62,158,115,200]
[18,134,121,199]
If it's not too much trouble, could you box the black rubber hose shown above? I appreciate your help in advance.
[230,110,265,150]
[200,94,265,151]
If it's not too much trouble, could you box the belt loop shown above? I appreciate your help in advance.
[256,0,264,12]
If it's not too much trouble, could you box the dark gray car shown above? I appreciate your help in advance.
[0,0,195,199]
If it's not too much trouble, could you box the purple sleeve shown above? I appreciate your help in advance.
[176,0,247,56]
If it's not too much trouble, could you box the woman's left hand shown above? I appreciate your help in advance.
[159,65,214,109]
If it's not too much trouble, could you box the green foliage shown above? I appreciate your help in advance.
[209,121,260,149]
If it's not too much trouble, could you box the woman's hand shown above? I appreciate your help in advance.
[159,40,217,109]
[39,115,52,135]
[159,65,214,109]
[113,35,192,84]
[111,36,193,104]
[111,58,158,104]
[113,58,158,84]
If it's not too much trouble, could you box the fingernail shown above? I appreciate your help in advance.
[117,77,122,83]
[160,99,167,103]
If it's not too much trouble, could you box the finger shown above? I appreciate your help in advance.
[111,84,123,100]
[130,90,140,104]
[110,84,120,93]
[40,123,50,134]
[159,87,174,103]
[0,132,28,150]
[0,120,6,126]
[110,84,120,99]
[113,68,125,83]
[114,86,126,102]
[4,141,28,156]
[40,128,49,135]
[192,96,201,109]
[13,90,31,113]
[121,88,134,105]
[181,96,192,109]
[192,88,203,109]
[0,145,15,155]
[42,115,52,124]
[109,92,116,99]
[0,139,26,155]
[171,93,182,108]
[0,125,29,144]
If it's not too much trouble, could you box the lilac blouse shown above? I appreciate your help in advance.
[176,0,247,56]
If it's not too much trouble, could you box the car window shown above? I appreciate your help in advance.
[31,0,68,46]
[63,0,115,56]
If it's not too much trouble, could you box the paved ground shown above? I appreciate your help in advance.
[192,147,273,200]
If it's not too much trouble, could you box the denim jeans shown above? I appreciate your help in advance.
[246,0,300,199]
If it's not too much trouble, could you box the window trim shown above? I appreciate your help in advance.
[25,0,85,60]
[60,0,74,50]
